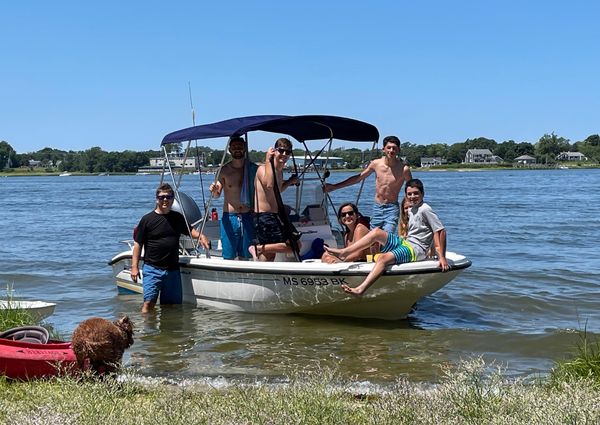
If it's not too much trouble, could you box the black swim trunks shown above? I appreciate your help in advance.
[256,212,286,244]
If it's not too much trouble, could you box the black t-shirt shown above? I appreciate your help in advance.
[134,210,191,269]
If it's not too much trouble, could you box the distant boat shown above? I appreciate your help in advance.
[58,172,72,177]
[98,172,109,176]
[558,165,569,170]
[0,300,56,321]
[135,172,151,176]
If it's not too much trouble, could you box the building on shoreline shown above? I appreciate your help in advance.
[137,153,198,174]
[556,151,587,161]
[420,156,447,167]
[514,155,536,165]
[465,149,493,164]
[285,156,346,170]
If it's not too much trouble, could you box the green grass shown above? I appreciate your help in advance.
[1,360,599,425]
[0,287,61,339]
[0,296,38,331]
[2,287,600,424]
[550,328,600,388]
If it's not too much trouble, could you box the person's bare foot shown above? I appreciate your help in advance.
[324,245,347,261]
[341,283,365,296]
[248,245,258,261]
[321,252,340,264]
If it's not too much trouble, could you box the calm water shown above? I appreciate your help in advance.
[1,169,599,384]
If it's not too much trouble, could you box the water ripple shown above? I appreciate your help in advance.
[2,170,600,383]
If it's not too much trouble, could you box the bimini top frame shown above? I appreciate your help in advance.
[159,115,380,256]
[161,115,379,145]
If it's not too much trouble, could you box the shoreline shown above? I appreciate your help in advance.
[2,164,598,177]
[2,360,599,424]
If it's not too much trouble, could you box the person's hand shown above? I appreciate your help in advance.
[209,182,220,197]
[438,257,450,272]
[130,265,139,282]
[265,147,275,162]
[288,175,299,186]
[198,234,210,250]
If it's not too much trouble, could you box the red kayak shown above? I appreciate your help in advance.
[0,338,80,380]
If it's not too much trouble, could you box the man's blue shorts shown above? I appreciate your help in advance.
[142,263,182,304]
[370,202,400,233]
[220,212,255,259]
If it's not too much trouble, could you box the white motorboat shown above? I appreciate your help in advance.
[109,115,471,320]
[111,249,470,320]
[0,300,56,321]
[58,172,72,177]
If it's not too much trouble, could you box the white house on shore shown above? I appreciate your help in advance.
[149,154,196,169]
[420,157,447,167]
[556,151,587,161]
[514,155,536,165]
[464,149,496,164]
[286,156,346,169]
[137,153,198,174]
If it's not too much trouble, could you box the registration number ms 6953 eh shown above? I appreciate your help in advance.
[281,276,348,286]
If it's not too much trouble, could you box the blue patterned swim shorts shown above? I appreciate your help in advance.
[381,233,416,264]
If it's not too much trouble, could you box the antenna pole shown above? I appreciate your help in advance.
[188,81,196,126]
[188,82,207,207]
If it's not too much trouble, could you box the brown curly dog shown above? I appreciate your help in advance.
[71,316,134,374]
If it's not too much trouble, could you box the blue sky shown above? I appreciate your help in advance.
[2,1,599,153]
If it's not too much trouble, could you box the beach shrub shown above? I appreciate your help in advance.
[0,300,37,331]
[0,288,58,338]
[550,329,600,388]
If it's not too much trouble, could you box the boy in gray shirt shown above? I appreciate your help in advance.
[406,181,446,261]
[324,179,449,295]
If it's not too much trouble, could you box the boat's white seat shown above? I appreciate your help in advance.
[198,219,221,239]
[180,219,221,251]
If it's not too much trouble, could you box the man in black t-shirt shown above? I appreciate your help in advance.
[131,183,209,313]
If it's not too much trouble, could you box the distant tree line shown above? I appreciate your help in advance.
[1,132,599,172]
[0,144,159,173]
[310,133,600,168]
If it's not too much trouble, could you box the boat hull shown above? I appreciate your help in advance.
[0,300,56,321]
[0,339,79,380]
[110,251,471,320]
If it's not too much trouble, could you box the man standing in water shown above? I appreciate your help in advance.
[249,137,299,261]
[209,136,258,260]
[131,183,209,313]
[324,135,412,233]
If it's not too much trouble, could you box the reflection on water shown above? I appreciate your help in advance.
[2,170,600,384]
[107,300,573,383]
[121,304,450,382]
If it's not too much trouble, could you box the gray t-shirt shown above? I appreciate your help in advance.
[406,202,444,260]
